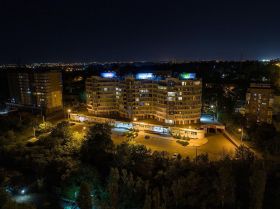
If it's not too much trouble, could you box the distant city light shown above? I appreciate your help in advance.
[21,189,26,195]
[136,73,154,80]
[101,72,116,78]
[179,73,196,80]
[261,59,271,62]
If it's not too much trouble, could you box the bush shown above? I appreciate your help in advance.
[182,136,190,141]
[173,134,181,139]
[176,140,189,146]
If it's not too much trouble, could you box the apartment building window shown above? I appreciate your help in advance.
[167,97,175,101]
[168,92,176,96]
[140,89,149,93]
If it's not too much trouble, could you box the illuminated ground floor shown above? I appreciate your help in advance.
[70,113,205,139]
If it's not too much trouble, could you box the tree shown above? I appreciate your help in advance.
[107,168,119,209]
[38,121,53,134]
[143,193,152,209]
[249,164,266,209]
[51,121,72,141]
[235,145,255,161]
[2,200,37,209]
[77,182,92,209]
[217,159,236,208]
[0,188,9,208]
[80,124,114,175]
[81,123,113,159]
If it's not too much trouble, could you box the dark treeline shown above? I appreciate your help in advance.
[0,120,279,209]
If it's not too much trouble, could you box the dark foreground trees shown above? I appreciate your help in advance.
[77,182,92,209]
[0,122,279,209]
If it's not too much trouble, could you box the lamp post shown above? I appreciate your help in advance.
[33,127,36,138]
[238,127,244,144]
[67,109,71,121]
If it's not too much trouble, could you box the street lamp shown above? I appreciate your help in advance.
[67,109,71,121]
[133,117,137,122]
[238,127,244,144]
[83,126,86,131]
[33,127,36,137]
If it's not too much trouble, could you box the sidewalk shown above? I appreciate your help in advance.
[223,129,263,159]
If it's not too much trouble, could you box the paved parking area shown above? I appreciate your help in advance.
[72,123,237,160]
[112,129,236,160]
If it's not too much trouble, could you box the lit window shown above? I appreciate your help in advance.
[167,97,175,101]
[140,89,149,93]
[182,82,186,86]
[135,98,139,102]
[104,87,108,91]
[178,97,182,100]
[168,92,176,96]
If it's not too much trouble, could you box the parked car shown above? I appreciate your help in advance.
[145,135,150,139]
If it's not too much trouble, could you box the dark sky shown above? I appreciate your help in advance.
[0,0,280,63]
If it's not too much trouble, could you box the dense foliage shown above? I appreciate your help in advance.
[0,116,279,209]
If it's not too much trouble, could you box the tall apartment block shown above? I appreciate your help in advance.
[86,72,202,125]
[7,70,63,115]
[245,83,274,124]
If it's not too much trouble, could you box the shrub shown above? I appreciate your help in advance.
[176,140,189,146]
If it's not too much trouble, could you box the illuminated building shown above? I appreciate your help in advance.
[245,83,274,124]
[86,72,202,125]
[7,70,63,115]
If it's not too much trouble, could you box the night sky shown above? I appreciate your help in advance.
[1,0,280,63]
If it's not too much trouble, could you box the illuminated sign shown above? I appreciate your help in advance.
[100,72,116,78]
[136,73,154,80]
[179,73,196,80]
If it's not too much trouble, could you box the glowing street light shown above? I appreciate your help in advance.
[67,109,71,121]
[133,117,137,121]
[238,127,244,144]
[20,189,26,195]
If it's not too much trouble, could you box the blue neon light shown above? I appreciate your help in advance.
[101,72,116,78]
[136,73,154,80]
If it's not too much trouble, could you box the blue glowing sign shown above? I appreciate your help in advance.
[101,72,116,78]
[136,73,154,80]
[179,73,196,80]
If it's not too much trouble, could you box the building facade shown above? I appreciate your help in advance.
[245,83,274,124]
[86,73,202,125]
[7,70,63,114]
